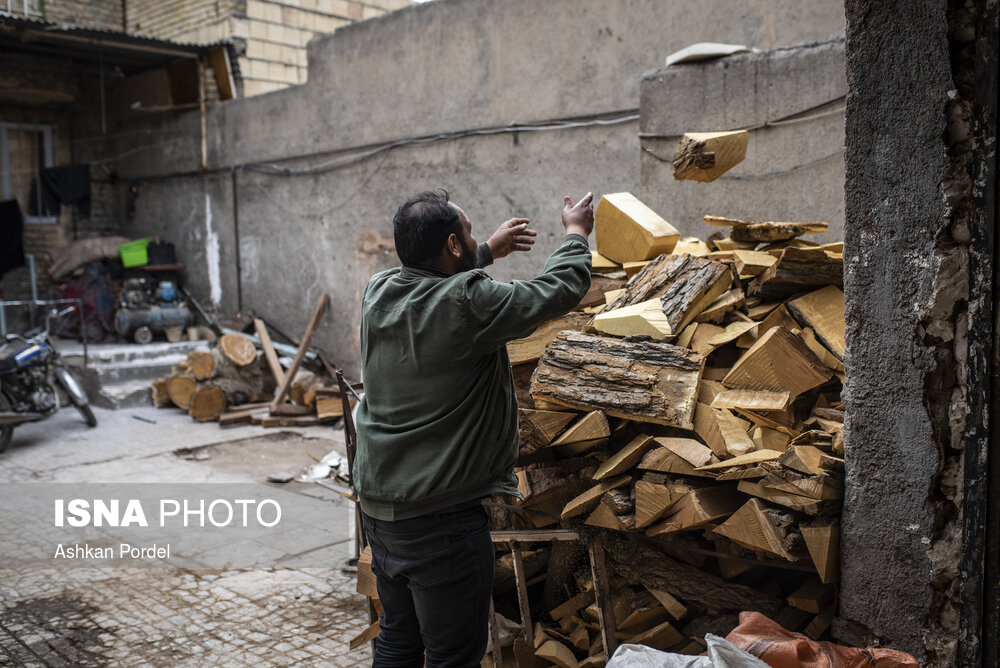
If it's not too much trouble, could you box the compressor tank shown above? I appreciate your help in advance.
[115,305,192,342]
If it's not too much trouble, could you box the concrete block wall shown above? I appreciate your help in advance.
[110,0,845,376]
[126,0,413,98]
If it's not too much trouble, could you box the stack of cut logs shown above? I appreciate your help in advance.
[150,295,357,428]
[355,191,847,665]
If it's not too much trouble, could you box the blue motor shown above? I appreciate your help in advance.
[116,278,192,344]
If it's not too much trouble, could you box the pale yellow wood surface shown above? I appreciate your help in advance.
[507,313,592,365]
[713,498,796,560]
[696,449,781,471]
[711,389,791,412]
[657,437,716,468]
[594,192,680,263]
[787,286,846,360]
[561,475,631,519]
[723,326,833,398]
[550,410,610,447]
[645,486,741,536]
[590,298,673,340]
[801,523,840,583]
[594,435,655,480]
[672,130,749,182]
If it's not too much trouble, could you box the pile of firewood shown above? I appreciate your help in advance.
[150,294,357,428]
[467,193,844,666]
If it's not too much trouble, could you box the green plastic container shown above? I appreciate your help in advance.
[119,238,150,268]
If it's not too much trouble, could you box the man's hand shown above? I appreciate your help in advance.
[562,192,595,238]
[486,218,537,260]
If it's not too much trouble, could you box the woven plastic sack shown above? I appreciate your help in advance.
[607,634,772,668]
[725,612,919,668]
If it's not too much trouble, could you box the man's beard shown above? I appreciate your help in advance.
[455,238,478,273]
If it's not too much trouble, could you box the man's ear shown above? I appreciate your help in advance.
[445,233,461,258]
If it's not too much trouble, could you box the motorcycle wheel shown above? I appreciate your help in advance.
[0,392,13,453]
[77,403,98,428]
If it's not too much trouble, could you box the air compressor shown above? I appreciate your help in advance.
[114,278,192,344]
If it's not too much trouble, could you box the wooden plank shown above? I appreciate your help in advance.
[490,529,581,543]
[270,293,330,412]
[748,247,843,300]
[551,590,596,621]
[530,332,703,429]
[253,318,285,386]
[604,254,733,336]
[723,326,833,399]
[672,130,749,182]
[349,620,380,651]
[713,498,800,560]
[508,313,592,365]
[594,435,655,480]
[594,192,679,263]
[786,286,846,360]
[356,546,378,599]
[561,476,631,519]
[511,543,535,648]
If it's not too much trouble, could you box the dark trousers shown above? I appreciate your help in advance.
[361,505,494,667]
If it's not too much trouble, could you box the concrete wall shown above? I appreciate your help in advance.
[840,0,992,664]
[114,0,845,375]
[639,39,846,242]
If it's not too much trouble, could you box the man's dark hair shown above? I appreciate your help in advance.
[393,190,461,267]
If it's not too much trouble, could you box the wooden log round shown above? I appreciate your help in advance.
[188,350,216,381]
[189,385,228,422]
[166,374,198,409]
[220,333,257,367]
[151,376,172,408]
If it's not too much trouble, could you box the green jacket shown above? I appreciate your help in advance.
[354,234,591,520]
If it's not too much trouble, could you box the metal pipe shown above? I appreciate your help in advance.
[26,254,36,302]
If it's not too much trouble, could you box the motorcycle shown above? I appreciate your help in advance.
[0,305,97,453]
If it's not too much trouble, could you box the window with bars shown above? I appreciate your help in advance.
[0,1,43,19]
[1,123,58,223]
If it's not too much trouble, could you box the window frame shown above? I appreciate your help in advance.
[0,122,58,224]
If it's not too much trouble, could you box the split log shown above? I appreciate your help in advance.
[713,408,755,457]
[643,586,687,621]
[550,410,610,453]
[188,385,227,422]
[737,303,800,348]
[672,131,749,182]
[732,250,777,277]
[530,332,703,429]
[589,299,672,340]
[561,475,631,519]
[635,474,708,529]
[801,522,840,583]
[594,192,680,263]
[723,326,833,399]
[693,288,745,324]
[737,480,833,515]
[188,350,216,381]
[604,254,732,336]
[779,445,828,475]
[747,247,843,300]
[752,426,791,452]
[535,639,579,668]
[615,541,785,616]
[713,498,802,561]
[519,408,577,451]
[710,389,791,413]
[704,215,828,243]
[516,460,595,508]
[166,374,198,409]
[760,468,843,500]
[151,377,172,408]
[600,488,634,515]
[622,260,652,278]
[356,546,378,599]
[577,275,628,309]
[671,237,711,257]
[625,619,684,650]
[591,251,620,273]
[645,486,742,537]
[786,286,846,360]
[692,403,728,458]
[656,437,716,468]
[637,447,717,478]
[508,313,592,365]
[695,450,782,471]
[594,435,655,480]
[787,577,836,614]
[219,332,257,367]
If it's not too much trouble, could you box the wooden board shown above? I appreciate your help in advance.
[594,435,655,480]
[530,332,703,429]
[253,318,285,386]
[561,475,632,519]
[508,313,592,365]
[787,286,846,360]
[747,247,843,300]
[584,501,626,530]
[594,192,680,263]
[589,298,672,339]
[356,545,378,599]
[672,131,748,182]
[723,326,833,398]
[695,449,781,471]
[604,254,732,336]
[519,408,578,451]
[713,498,800,561]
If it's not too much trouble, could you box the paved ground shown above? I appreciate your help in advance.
[0,404,374,666]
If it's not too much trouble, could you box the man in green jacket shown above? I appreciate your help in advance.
[355,190,593,666]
